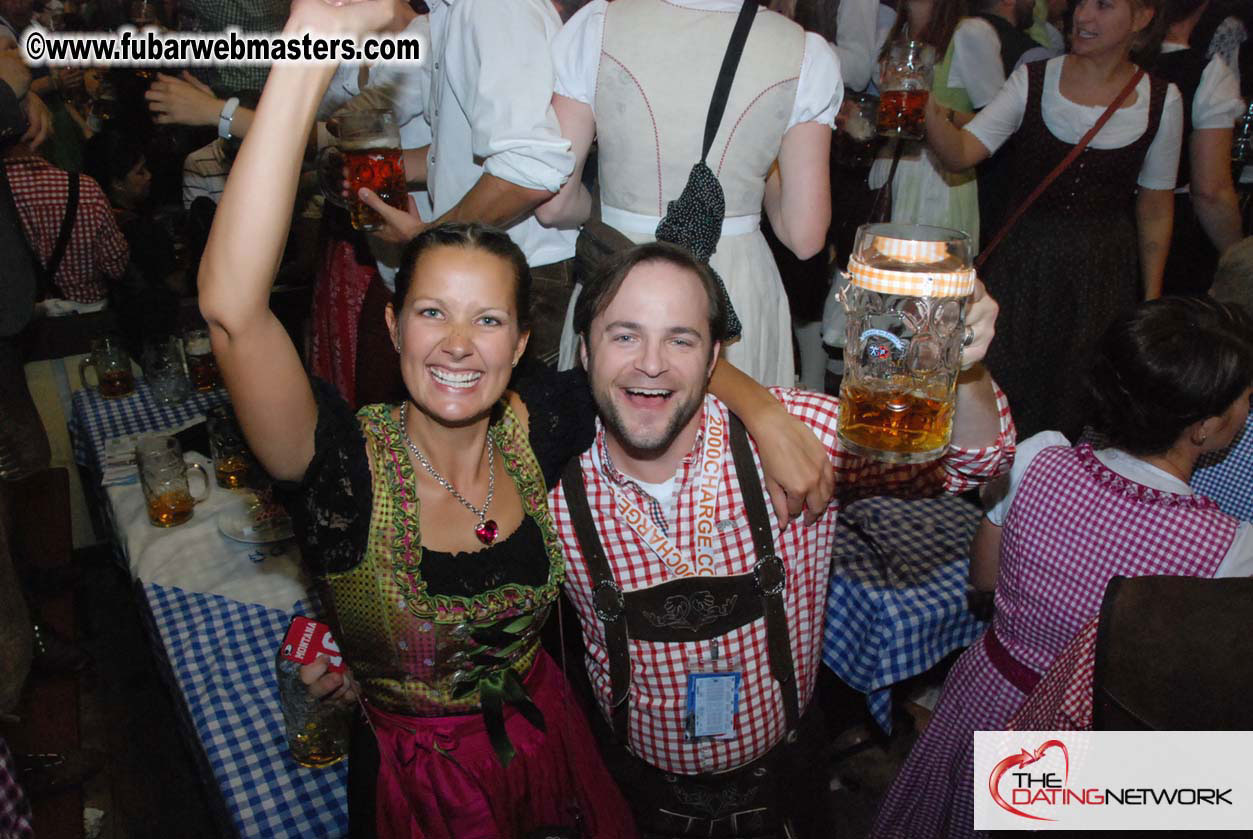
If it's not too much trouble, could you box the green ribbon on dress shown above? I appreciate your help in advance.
[476,668,547,767]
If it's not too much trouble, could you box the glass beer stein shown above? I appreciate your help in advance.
[836,223,974,463]
[878,41,936,141]
[318,109,408,232]
[79,336,136,399]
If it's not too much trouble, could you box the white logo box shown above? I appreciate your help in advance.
[974,731,1253,830]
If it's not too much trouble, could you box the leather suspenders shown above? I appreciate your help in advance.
[561,414,800,746]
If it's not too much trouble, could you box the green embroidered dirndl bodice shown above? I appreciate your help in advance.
[317,401,565,722]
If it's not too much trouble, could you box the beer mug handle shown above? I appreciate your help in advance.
[78,356,98,391]
[316,146,349,209]
[186,462,212,503]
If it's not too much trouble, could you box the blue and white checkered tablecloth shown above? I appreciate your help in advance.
[822,494,987,733]
[1192,412,1252,522]
[145,583,348,839]
[68,380,228,473]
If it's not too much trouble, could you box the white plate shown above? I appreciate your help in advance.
[218,508,294,544]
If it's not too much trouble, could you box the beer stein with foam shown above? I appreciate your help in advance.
[837,223,974,463]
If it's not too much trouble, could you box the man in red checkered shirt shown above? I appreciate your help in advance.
[550,242,1015,837]
[2,143,128,304]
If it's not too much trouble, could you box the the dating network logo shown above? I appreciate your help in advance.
[988,739,1071,821]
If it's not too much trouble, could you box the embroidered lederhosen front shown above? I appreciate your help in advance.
[562,416,804,836]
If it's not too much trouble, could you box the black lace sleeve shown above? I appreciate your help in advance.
[513,367,597,489]
[271,378,374,576]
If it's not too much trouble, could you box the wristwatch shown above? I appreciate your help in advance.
[218,96,240,140]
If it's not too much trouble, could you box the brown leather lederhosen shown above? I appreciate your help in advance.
[562,415,826,838]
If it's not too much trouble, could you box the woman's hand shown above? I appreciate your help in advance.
[755,407,836,528]
[300,655,359,707]
[359,187,425,244]
[146,71,220,127]
[960,277,997,370]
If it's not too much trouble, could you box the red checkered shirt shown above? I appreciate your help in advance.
[550,386,1016,774]
[1008,616,1099,732]
[3,156,128,303]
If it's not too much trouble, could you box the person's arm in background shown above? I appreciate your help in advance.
[969,516,1003,592]
[763,122,832,259]
[1135,188,1173,300]
[1188,128,1242,255]
[532,93,594,230]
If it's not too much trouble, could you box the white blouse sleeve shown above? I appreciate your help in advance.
[551,0,608,108]
[790,32,843,129]
[982,431,1071,527]
[1136,84,1183,190]
[964,63,1030,156]
[1213,522,1253,578]
[833,0,882,92]
[1192,55,1244,130]
[948,18,1008,110]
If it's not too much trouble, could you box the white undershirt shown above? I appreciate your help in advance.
[983,431,1253,578]
[1159,42,1245,130]
[965,56,1185,190]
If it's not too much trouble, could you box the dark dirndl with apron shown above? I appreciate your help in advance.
[561,416,831,838]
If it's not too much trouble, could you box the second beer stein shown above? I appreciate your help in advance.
[79,336,136,399]
[184,328,220,391]
[143,335,191,404]
[318,109,407,232]
[207,405,254,489]
[878,41,936,141]
[836,223,974,463]
[136,435,211,527]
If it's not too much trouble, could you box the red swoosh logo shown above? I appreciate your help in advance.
[988,740,1070,821]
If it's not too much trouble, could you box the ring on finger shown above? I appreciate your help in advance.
[962,325,975,349]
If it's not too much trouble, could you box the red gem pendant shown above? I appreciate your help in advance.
[475,519,499,546]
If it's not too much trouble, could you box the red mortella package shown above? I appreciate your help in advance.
[278,616,346,673]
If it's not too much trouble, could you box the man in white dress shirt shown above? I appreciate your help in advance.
[362,0,578,365]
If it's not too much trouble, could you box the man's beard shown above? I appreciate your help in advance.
[594,383,706,462]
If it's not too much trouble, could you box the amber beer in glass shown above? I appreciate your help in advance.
[136,436,211,526]
[343,143,406,231]
[878,41,936,141]
[207,405,254,489]
[321,110,407,232]
[184,328,220,391]
[79,336,135,399]
[836,224,974,463]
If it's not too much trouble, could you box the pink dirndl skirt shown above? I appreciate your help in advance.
[367,650,637,839]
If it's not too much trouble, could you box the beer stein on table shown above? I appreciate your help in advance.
[207,405,255,489]
[183,328,220,392]
[878,41,936,141]
[318,109,407,232]
[79,336,136,399]
[836,223,974,463]
[143,335,191,404]
[136,435,211,527]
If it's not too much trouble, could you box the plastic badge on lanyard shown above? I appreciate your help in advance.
[685,640,741,740]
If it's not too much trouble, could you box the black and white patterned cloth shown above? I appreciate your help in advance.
[654,161,744,339]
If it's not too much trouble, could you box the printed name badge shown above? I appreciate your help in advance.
[685,666,741,740]
[278,616,346,673]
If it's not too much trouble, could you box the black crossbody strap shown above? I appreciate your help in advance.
[44,172,80,290]
[561,457,632,743]
[728,414,801,731]
[700,0,758,163]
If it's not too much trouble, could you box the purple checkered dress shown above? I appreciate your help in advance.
[0,737,33,839]
[872,444,1238,838]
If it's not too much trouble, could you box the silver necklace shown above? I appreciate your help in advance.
[401,402,498,545]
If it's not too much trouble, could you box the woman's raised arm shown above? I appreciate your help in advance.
[197,0,395,482]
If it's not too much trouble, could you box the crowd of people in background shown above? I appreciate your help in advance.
[1,0,1251,836]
